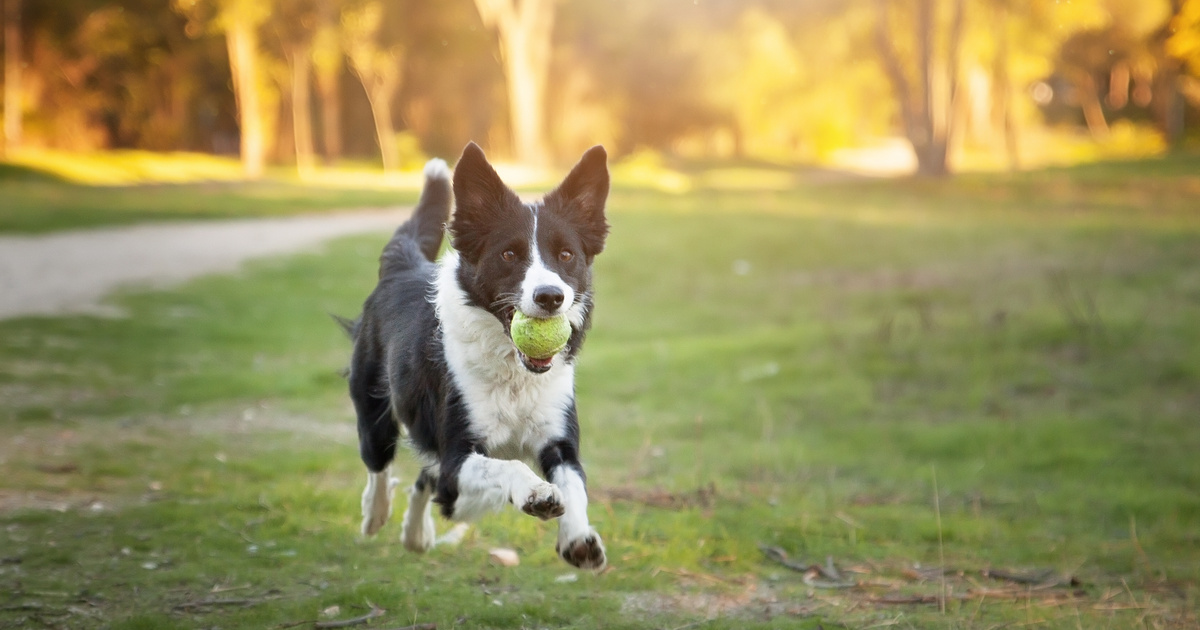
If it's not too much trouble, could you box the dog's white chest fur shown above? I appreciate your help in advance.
[433,253,575,460]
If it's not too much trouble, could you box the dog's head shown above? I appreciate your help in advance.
[448,142,610,373]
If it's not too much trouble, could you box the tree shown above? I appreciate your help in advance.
[473,0,554,165]
[873,0,966,177]
[2,0,20,156]
[1162,0,1191,146]
[274,0,318,177]
[176,0,271,178]
[311,0,343,164]
[342,0,403,172]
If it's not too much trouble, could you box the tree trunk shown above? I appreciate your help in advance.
[939,0,964,173]
[365,77,399,172]
[991,1,1019,170]
[226,17,265,178]
[1162,74,1185,149]
[290,42,315,178]
[474,0,554,165]
[313,3,342,164]
[1158,0,1187,149]
[874,0,961,177]
[349,59,401,173]
[315,68,342,164]
[1077,72,1110,139]
[3,0,21,156]
[504,28,548,166]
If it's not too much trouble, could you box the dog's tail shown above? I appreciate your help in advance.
[331,313,359,373]
[331,313,359,339]
[378,158,452,278]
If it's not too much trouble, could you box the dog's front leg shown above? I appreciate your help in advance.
[438,451,564,522]
[540,440,607,570]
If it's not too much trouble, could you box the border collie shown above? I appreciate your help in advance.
[343,142,609,570]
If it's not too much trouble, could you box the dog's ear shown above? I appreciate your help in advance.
[546,145,610,259]
[450,142,520,263]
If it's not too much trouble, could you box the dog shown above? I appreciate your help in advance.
[342,142,610,570]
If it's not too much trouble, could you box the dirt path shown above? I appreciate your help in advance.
[0,207,410,319]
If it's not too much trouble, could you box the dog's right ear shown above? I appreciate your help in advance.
[450,142,520,264]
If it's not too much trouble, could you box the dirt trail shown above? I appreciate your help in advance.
[0,208,410,319]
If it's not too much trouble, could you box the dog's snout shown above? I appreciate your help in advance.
[533,285,565,311]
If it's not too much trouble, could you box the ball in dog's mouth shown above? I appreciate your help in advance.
[509,311,570,373]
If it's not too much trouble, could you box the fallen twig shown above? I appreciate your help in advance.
[871,594,943,605]
[314,606,385,629]
[374,625,436,630]
[757,544,856,588]
[802,570,857,590]
[757,543,809,572]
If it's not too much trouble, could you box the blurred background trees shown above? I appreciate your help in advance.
[1,0,1197,175]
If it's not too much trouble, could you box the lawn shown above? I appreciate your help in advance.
[1,155,1198,629]
[0,152,422,233]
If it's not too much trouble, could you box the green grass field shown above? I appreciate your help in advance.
[0,152,425,233]
[1,155,1198,628]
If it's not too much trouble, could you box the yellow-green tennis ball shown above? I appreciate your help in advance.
[511,312,571,359]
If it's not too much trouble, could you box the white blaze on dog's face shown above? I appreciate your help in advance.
[518,205,574,320]
[448,143,610,373]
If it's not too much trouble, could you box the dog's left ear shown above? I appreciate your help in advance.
[546,146,610,259]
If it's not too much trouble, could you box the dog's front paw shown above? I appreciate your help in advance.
[558,529,606,570]
[519,482,565,520]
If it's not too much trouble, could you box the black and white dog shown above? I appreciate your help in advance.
[344,142,609,570]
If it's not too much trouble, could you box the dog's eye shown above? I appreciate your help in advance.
[501,250,516,262]
[558,250,574,263]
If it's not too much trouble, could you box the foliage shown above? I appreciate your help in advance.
[2,0,1197,170]
[1169,0,1200,76]
[16,0,234,151]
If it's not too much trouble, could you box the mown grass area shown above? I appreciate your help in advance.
[0,169,421,234]
[1,156,1199,628]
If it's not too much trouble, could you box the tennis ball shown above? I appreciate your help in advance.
[511,312,571,359]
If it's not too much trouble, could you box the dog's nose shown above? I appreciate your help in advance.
[533,285,565,311]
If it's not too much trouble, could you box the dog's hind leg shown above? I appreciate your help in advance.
[352,370,400,536]
[400,468,439,552]
[361,468,399,537]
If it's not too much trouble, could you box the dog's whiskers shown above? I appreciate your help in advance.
[490,292,521,311]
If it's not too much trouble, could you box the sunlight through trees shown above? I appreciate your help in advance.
[1,0,1196,175]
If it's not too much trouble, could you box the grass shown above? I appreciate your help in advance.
[0,157,421,233]
[2,153,1199,628]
